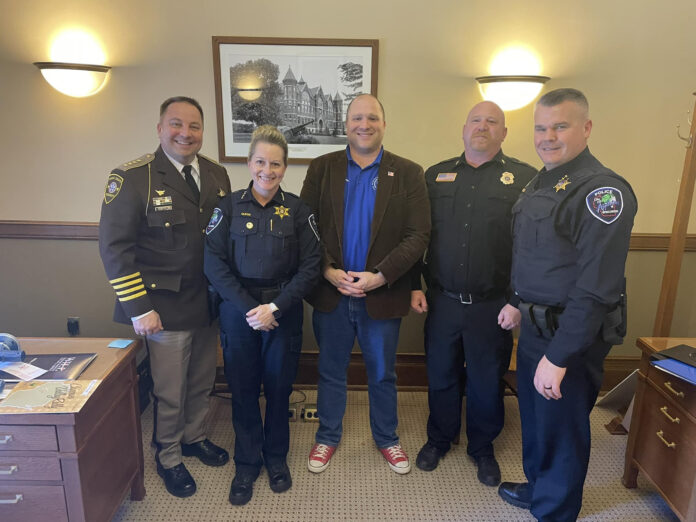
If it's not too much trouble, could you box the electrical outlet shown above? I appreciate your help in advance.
[67,317,80,336]
[301,403,319,422]
[288,407,297,422]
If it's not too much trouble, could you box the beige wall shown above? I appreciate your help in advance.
[1,0,695,352]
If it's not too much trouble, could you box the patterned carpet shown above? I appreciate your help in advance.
[113,390,677,521]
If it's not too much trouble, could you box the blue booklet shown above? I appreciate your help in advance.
[651,358,696,386]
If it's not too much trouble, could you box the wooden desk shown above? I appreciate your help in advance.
[0,338,145,522]
[623,337,696,522]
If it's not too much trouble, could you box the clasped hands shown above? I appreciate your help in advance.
[246,304,278,332]
[324,266,386,297]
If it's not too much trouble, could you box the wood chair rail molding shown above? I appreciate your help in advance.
[1,221,694,251]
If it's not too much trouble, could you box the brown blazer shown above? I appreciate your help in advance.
[300,149,431,319]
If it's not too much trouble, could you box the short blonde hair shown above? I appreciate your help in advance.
[248,125,288,165]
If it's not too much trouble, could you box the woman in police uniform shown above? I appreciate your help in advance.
[204,126,320,505]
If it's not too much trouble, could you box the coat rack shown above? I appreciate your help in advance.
[653,92,696,336]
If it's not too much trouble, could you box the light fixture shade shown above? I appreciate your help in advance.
[34,62,111,98]
[476,75,550,111]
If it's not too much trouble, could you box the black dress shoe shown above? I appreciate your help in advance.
[229,474,255,505]
[473,455,501,486]
[498,481,532,509]
[156,462,196,498]
[182,439,229,467]
[267,461,292,493]
[416,441,445,472]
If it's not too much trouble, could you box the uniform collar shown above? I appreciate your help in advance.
[455,149,505,169]
[161,150,200,177]
[540,146,592,177]
[239,181,286,206]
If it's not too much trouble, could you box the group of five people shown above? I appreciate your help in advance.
[99,87,635,521]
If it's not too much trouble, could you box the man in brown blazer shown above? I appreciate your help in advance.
[300,94,430,475]
[99,96,231,498]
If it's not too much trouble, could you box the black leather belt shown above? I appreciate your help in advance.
[241,279,289,304]
[438,287,503,305]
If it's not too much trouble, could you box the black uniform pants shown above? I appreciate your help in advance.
[517,322,611,522]
[219,300,302,477]
[424,290,512,457]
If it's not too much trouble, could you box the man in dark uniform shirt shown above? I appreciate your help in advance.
[498,88,636,521]
[411,101,536,485]
[99,96,231,498]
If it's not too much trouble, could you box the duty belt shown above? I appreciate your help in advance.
[519,302,564,337]
[437,286,503,305]
[241,279,290,304]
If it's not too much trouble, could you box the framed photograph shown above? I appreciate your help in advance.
[212,36,379,164]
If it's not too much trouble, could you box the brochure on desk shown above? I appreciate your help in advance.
[0,379,101,413]
[0,353,97,382]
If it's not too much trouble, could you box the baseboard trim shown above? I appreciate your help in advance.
[215,351,641,394]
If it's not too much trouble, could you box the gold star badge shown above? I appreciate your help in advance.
[246,222,254,230]
[500,172,514,185]
[274,205,290,220]
[217,188,226,197]
[554,175,571,192]
[155,190,165,196]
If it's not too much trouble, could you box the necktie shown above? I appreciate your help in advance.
[182,165,200,202]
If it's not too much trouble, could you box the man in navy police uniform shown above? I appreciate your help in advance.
[498,88,637,521]
[411,101,536,486]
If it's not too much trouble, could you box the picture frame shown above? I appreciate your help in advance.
[212,36,379,164]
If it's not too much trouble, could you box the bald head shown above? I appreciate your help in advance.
[462,101,507,166]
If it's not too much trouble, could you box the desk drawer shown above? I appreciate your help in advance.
[0,425,58,451]
[647,364,696,419]
[634,383,696,517]
[0,456,62,481]
[0,484,68,522]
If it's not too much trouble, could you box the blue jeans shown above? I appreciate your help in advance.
[313,296,401,448]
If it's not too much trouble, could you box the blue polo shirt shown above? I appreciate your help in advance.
[342,146,383,272]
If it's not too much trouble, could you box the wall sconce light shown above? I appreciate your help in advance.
[476,75,550,111]
[236,87,264,102]
[33,61,111,98]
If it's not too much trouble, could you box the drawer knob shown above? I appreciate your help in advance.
[656,430,677,449]
[0,494,23,504]
[660,406,680,424]
[0,434,13,444]
[0,465,18,475]
[664,381,685,398]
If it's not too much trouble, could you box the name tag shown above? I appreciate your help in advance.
[436,172,457,182]
[153,196,173,206]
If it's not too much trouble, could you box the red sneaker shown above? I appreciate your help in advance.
[380,444,411,474]
[307,443,336,473]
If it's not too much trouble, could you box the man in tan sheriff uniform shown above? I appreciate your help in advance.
[99,96,231,498]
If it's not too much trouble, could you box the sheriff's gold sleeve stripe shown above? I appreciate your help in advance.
[119,290,148,302]
[116,284,145,296]
[109,272,141,284]
[112,278,143,290]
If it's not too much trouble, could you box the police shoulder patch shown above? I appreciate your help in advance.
[206,207,224,235]
[104,173,124,204]
[586,186,623,224]
[117,153,154,172]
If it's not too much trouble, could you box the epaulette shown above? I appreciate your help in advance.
[431,156,460,168]
[115,153,155,172]
[199,153,224,167]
